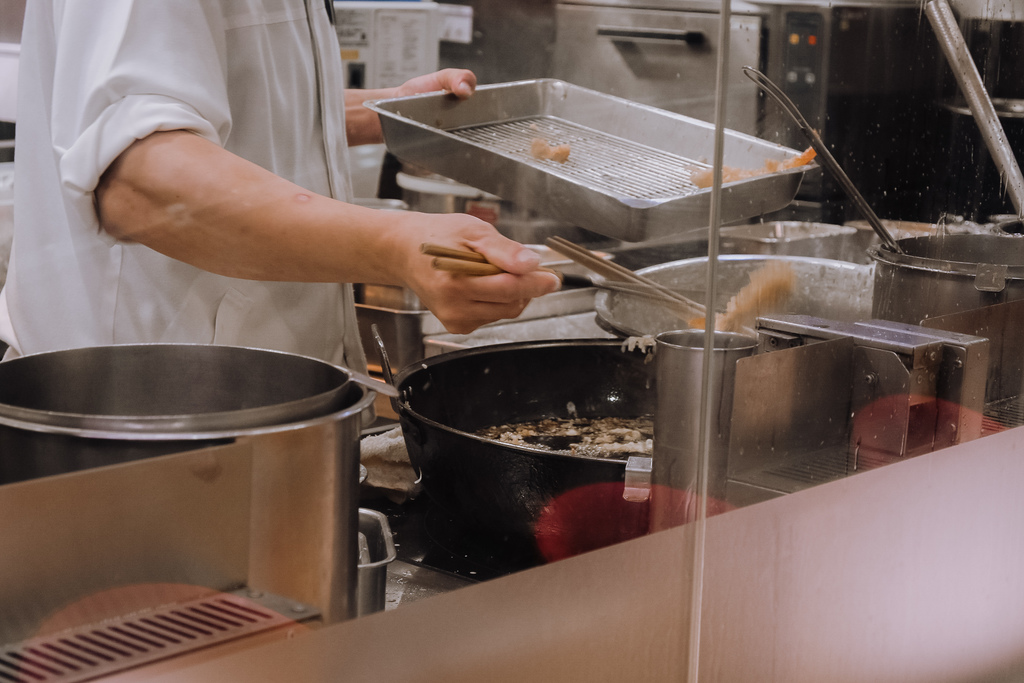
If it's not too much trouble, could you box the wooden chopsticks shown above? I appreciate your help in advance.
[422,243,505,276]
[421,243,565,279]
[544,236,706,319]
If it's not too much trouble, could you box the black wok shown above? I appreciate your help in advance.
[394,340,656,554]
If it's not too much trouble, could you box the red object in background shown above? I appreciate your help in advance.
[534,483,734,562]
[464,199,500,225]
[850,394,992,468]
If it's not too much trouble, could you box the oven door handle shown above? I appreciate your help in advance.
[596,25,706,46]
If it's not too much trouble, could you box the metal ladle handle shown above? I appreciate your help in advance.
[925,0,1024,219]
[742,66,904,255]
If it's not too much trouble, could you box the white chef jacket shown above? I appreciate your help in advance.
[0,0,368,372]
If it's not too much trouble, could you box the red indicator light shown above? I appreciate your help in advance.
[808,34,818,46]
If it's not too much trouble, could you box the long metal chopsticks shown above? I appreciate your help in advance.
[544,236,706,318]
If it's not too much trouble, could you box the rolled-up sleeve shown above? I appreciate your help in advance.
[52,0,233,193]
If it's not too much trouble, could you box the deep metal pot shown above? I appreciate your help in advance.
[394,340,655,556]
[870,234,1024,324]
[0,344,375,484]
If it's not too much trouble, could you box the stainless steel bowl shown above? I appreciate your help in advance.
[595,254,874,338]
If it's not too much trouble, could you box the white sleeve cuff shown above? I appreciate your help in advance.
[59,94,224,194]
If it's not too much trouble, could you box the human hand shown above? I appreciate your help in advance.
[394,68,477,100]
[392,212,561,334]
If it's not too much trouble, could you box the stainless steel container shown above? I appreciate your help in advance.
[870,234,1024,324]
[721,221,867,263]
[367,79,810,242]
[0,343,377,624]
[0,344,374,482]
[356,508,397,617]
[649,330,756,531]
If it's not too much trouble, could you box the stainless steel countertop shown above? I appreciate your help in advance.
[384,561,474,611]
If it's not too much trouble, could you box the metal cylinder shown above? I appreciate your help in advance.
[0,344,377,624]
[870,234,1024,324]
[650,330,755,529]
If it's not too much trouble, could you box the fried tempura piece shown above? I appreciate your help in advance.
[688,261,797,333]
[530,137,571,163]
[691,146,817,189]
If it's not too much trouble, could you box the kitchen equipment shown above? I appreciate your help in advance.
[552,0,763,136]
[726,313,989,502]
[366,79,813,242]
[333,1,441,90]
[0,344,375,484]
[870,234,1024,324]
[0,344,378,632]
[752,0,941,223]
[926,0,1024,218]
[650,330,755,530]
[920,299,1024,429]
[394,340,656,544]
[721,221,867,263]
[744,66,902,254]
[594,254,874,339]
[356,508,397,616]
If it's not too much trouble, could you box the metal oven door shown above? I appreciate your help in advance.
[553,2,762,136]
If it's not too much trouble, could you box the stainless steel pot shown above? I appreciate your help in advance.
[720,221,868,263]
[870,234,1024,324]
[0,344,376,484]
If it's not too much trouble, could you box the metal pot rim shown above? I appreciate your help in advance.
[395,338,646,466]
[868,235,1024,277]
[0,343,376,440]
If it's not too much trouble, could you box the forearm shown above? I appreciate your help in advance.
[94,129,561,334]
[345,87,394,146]
[96,130,407,284]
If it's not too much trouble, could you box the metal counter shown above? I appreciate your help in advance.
[108,424,1024,683]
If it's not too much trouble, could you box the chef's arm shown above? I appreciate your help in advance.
[95,129,559,334]
[344,68,476,146]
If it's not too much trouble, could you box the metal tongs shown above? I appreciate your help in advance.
[742,66,904,255]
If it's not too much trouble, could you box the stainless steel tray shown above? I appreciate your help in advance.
[366,79,812,242]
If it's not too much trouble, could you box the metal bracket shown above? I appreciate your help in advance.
[623,455,652,502]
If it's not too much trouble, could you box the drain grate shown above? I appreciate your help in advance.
[730,446,851,496]
[984,395,1024,433]
[450,115,708,201]
[0,593,304,682]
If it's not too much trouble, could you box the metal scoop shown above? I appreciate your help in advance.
[742,66,904,255]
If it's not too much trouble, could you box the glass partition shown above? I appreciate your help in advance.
[426,0,1023,676]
